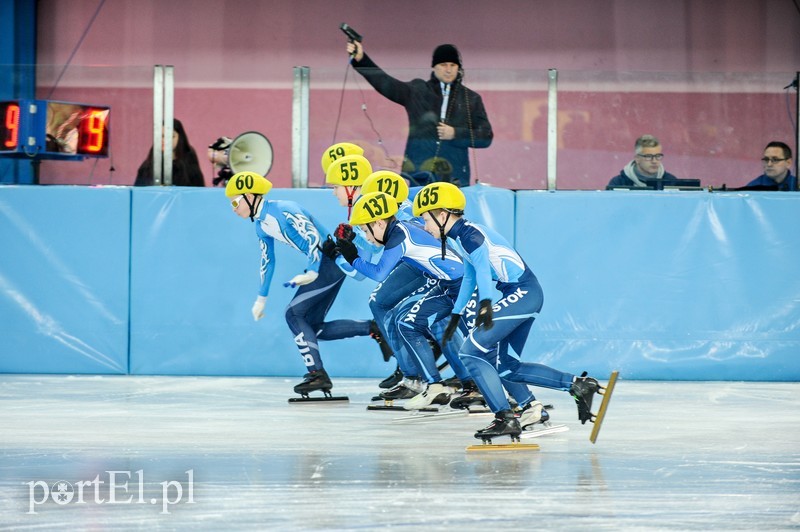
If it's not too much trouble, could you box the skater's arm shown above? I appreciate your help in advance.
[467,245,495,303]
[351,244,403,282]
[258,238,276,297]
[452,260,477,314]
[335,255,367,280]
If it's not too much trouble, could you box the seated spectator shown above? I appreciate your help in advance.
[607,134,678,189]
[135,118,205,187]
[744,141,796,191]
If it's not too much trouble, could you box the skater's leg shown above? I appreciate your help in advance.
[369,263,428,351]
[395,282,454,383]
[284,259,345,372]
[497,338,536,407]
[431,318,471,382]
[316,319,371,340]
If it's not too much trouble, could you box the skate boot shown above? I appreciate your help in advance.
[369,320,394,362]
[379,365,403,389]
[570,371,600,424]
[517,401,550,430]
[405,382,454,410]
[293,368,333,397]
[379,377,425,401]
[449,381,486,410]
[474,410,522,442]
[441,376,462,390]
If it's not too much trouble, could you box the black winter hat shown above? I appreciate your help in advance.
[431,44,462,67]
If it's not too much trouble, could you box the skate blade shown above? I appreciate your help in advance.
[589,370,619,444]
[392,409,467,423]
[466,442,540,452]
[368,404,437,412]
[288,395,349,403]
[520,424,569,439]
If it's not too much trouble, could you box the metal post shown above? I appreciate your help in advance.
[292,66,310,188]
[795,71,799,185]
[163,65,174,186]
[547,69,558,191]
[152,65,175,186]
[153,65,163,186]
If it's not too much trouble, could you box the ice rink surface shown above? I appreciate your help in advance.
[1,374,798,530]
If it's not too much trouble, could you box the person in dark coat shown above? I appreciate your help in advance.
[347,41,493,187]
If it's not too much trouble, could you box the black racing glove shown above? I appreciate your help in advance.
[336,237,359,265]
[475,299,494,330]
[319,235,339,260]
[442,313,461,344]
[334,223,356,242]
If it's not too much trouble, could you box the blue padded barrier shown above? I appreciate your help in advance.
[129,187,384,377]
[128,185,513,378]
[3,184,798,381]
[515,190,800,381]
[0,186,130,373]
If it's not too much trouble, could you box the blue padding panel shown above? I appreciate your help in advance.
[129,186,513,378]
[129,188,384,377]
[0,186,129,373]
[515,191,800,381]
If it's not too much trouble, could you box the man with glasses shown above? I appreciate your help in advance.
[607,134,679,189]
[744,141,796,191]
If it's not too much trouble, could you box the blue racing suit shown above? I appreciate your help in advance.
[253,200,371,372]
[350,219,470,384]
[447,218,576,413]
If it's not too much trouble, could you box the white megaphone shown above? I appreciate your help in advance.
[227,131,273,176]
[209,131,273,180]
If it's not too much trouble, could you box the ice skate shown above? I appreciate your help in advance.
[404,382,454,411]
[516,402,570,439]
[441,376,462,390]
[449,381,488,411]
[517,401,549,430]
[378,366,403,389]
[570,371,600,424]
[368,378,430,411]
[588,371,619,444]
[369,320,394,362]
[467,410,539,452]
[288,368,348,403]
[380,377,425,400]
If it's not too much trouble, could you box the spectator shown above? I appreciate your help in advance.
[744,141,796,191]
[135,119,205,187]
[607,134,678,189]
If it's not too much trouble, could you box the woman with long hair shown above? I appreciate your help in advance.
[134,119,205,186]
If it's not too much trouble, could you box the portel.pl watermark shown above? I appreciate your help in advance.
[26,469,194,515]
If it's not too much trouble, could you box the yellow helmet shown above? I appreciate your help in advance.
[412,182,466,217]
[325,154,373,187]
[225,171,272,197]
[321,142,364,174]
[349,191,399,226]
[361,171,409,203]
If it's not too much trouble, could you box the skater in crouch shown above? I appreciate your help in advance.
[332,191,473,409]
[323,150,408,389]
[225,171,383,399]
[413,182,601,441]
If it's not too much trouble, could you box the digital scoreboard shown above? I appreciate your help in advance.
[0,99,110,160]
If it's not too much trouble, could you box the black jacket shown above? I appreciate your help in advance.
[353,53,493,186]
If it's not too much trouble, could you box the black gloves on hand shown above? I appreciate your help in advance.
[475,299,494,330]
[334,223,356,242]
[320,235,339,260]
[442,313,461,344]
[336,237,359,264]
